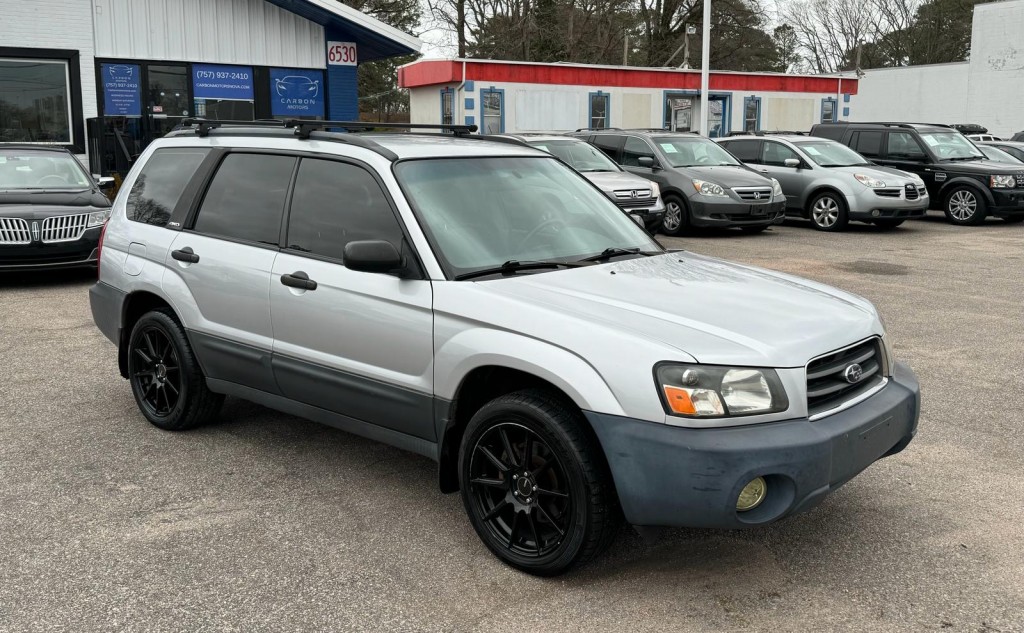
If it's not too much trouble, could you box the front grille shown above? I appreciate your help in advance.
[875,188,902,198]
[41,214,89,243]
[806,338,885,418]
[905,184,919,200]
[0,218,32,244]
[616,197,658,209]
[1015,173,1024,188]
[613,188,652,200]
[733,187,773,203]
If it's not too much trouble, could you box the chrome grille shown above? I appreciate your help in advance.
[733,187,772,203]
[905,184,919,200]
[806,338,885,418]
[874,188,902,198]
[0,218,32,244]
[1015,173,1024,188]
[41,214,89,243]
[613,188,652,200]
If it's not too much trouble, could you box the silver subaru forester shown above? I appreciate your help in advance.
[90,120,920,576]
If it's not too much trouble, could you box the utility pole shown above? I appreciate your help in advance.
[682,24,696,69]
[699,0,711,137]
[623,33,629,66]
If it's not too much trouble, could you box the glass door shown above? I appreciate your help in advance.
[147,64,190,141]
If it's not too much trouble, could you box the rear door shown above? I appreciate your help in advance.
[165,152,295,394]
[269,156,435,440]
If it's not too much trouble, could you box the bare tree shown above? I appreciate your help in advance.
[780,0,873,73]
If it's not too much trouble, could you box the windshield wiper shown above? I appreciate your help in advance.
[944,156,984,161]
[453,259,586,281]
[575,247,658,263]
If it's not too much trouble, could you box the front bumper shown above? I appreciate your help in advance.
[689,196,786,227]
[848,190,930,220]
[586,362,919,529]
[0,227,101,270]
[989,189,1024,217]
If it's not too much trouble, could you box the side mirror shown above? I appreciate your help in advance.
[94,175,116,190]
[784,158,801,168]
[344,240,403,274]
[638,156,657,169]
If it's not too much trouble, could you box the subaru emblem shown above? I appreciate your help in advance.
[843,363,864,384]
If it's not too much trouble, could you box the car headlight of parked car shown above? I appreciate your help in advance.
[649,181,661,198]
[87,209,111,227]
[691,179,728,197]
[990,175,1016,188]
[771,178,784,199]
[656,363,789,418]
[854,174,886,188]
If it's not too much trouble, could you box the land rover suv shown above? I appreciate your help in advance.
[570,130,786,235]
[810,122,1024,225]
[90,120,919,576]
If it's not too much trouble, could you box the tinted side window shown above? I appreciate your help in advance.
[193,153,295,244]
[886,132,927,160]
[286,159,403,262]
[723,140,760,162]
[126,148,211,226]
[852,131,883,157]
[591,135,625,162]
[622,137,655,167]
[761,141,800,166]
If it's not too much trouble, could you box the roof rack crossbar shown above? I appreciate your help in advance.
[180,118,287,137]
[285,120,477,139]
[302,130,400,161]
[575,126,622,132]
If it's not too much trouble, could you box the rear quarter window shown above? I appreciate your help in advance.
[126,148,212,226]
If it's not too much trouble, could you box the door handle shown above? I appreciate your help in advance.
[281,271,318,291]
[171,247,200,263]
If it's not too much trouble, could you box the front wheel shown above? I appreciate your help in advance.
[459,391,620,576]
[660,195,689,236]
[944,187,987,225]
[808,192,849,231]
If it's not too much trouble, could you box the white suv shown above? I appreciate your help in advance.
[90,120,920,576]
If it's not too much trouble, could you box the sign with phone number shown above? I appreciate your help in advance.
[327,41,357,66]
[192,64,254,100]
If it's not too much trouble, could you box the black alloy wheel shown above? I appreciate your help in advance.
[131,325,182,419]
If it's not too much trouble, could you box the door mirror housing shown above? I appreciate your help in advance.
[94,175,116,190]
[344,240,403,274]
[638,156,657,169]
[784,158,801,168]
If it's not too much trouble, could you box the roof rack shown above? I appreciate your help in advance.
[575,127,622,132]
[179,118,286,137]
[284,119,477,139]
[754,130,809,136]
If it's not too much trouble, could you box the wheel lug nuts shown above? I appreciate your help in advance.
[532,485,537,491]
[512,474,518,479]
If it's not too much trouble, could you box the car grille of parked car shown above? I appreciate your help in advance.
[874,188,902,198]
[1015,173,1024,188]
[0,217,32,245]
[612,189,657,209]
[806,338,886,418]
[733,187,773,203]
[41,214,90,243]
[904,184,919,200]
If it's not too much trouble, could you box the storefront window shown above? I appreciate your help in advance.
[821,98,837,123]
[441,89,453,126]
[0,58,71,143]
[744,96,761,133]
[481,88,503,134]
[589,93,609,129]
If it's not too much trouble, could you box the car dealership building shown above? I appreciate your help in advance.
[0,0,420,174]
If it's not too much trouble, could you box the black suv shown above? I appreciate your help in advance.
[0,145,114,270]
[810,123,1024,225]
[570,130,785,235]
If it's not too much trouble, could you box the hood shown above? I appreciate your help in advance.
[833,164,923,185]
[583,170,653,193]
[0,189,110,218]
[937,159,1024,174]
[476,252,880,367]
[679,165,772,188]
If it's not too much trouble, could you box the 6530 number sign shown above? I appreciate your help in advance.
[327,42,358,66]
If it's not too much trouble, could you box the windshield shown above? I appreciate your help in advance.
[796,140,870,167]
[979,145,1022,164]
[0,150,92,190]
[528,140,619,172]
[652,136,741,167]
[919,132,985,160]
[394,157,661,279]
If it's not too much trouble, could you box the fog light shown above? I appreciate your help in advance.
[871,210,881,217]
[736,476,767,511]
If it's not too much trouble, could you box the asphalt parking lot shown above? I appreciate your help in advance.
[1,212,1022,632]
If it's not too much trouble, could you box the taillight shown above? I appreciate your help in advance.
[97,221,108,279]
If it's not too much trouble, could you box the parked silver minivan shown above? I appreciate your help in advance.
[718,135,929,231]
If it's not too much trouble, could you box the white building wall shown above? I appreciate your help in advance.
[0,0,99,125]
[964,0,1024,137]
[852,63,970,126]
[94,0,325,68]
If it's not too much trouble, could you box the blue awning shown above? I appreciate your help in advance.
[265,0,421,62]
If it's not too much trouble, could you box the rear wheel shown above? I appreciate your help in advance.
[660,195,689,236]
[944,187,987,225]
[808,192,849,231]
[459,390,619,576]
[127,309,223,431]
[872,219,905,229]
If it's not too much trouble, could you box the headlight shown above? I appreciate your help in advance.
[692,179,727,197]
[87,209,111,227]
[854,173,886,188]
[656,363,789,418]
[990,174,1015,188]
[649,181,661,198]
[771,178,784,198]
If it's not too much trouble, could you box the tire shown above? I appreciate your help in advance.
[458,390,620,576]
[1002,216,1024,223]
[872,219,905,229]
[740,225,768,234]
[943,186,987,225]
[808,192,849,231]
[127,308,223,431]
[660,195,689,236]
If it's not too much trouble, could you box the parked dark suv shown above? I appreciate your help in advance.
[810,123,1024,225]
[571,130,785,235]
[0,145,114,270]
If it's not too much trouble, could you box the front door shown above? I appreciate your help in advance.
[757,140,806,209]
[269,157,435,440]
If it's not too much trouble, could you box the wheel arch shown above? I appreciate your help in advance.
[937,178,994,206]
[118,290,176,378]
[803,185,849,218]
